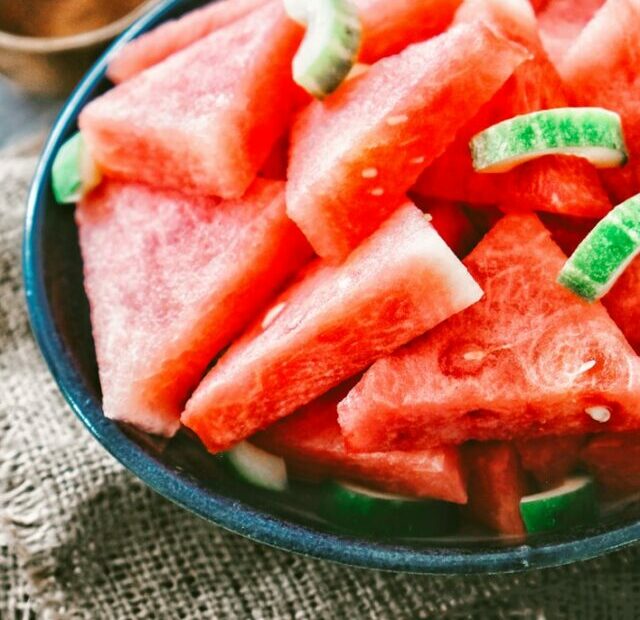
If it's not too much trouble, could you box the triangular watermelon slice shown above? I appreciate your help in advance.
[182,203,483,453]
[339,214,640,452]
[77,179,311,437]
[515,435,585,487]
[560,0,640,203]
[464,442,528,535]
[80,2,302,199]
[107,0,273,83]
[603,257,640,354]
[414,0,610,219]
[581,432,640,498]
[537,0,605,68]
[286,20,529,261]
[254,382,467,503]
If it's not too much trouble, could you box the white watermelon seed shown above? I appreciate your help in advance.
[463,350,486,362]
[409,156,426,165]
[261,302,287,330]
[369,187,384,196]
[585,406,611,423]
[386,114,408,126]
[361,167,378,178]
[576,359,597,374]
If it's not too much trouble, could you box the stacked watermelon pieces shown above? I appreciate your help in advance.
[68,0,640,537]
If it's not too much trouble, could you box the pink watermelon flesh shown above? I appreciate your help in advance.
[339,214,640,452]
[356,0,462,63]
[560,0,640,203]
[537,0,605,68]
[417,2,609,217]
[80,3,302,199]
[181,203,483,453]
[77,179,311,437]
[464,442,528,536]
[515,435,585,487]
[286,21,529,261]
[603,257,640,354]
[581,432,640,498]
[107,0,273,83]
[254,382,467,503]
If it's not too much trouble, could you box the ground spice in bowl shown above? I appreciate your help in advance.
[0,0,145,38]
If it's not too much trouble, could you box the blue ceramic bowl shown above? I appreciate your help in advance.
[23,0,640,573]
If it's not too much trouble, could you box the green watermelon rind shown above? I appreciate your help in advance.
[470,107,628,173]
[558,193,640,301]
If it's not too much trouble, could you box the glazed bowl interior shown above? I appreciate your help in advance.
[23,0,640,574]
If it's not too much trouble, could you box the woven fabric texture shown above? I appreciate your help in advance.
[3,150,640,619]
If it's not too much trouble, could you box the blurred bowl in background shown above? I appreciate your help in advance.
[0,0,159,95]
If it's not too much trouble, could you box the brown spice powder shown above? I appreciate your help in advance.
[0,0,145,38]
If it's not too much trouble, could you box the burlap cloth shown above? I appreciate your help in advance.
[3,146,640,619]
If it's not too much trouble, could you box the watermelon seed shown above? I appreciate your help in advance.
[386,114,408,126]
[585,406,611,423]
[261,302,287,330]
[369,188,384,196]
[575,359,597,375]
[361,167,378,179]
[409,156,426,165]
[424,213,433,223]
[463,350,486,362]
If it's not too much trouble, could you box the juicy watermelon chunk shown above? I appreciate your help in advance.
[254,382,467,503]
[464,442,528,535]
[410,196,481,258]
[560,0,640,203]
[500,155,611,218]
[80,3,302,199]
[339,214,640,452]
[77,179,311,436]
[539,212,597,255]
[603,258,640,354]
[515,436,585,487]
[537,0,605,68]
[182,204,483,452]
[357,0,461,62]
[286,21,529,261]
[107,0,272,83]
[581,432,640,498]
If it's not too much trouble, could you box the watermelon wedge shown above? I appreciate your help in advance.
[515,436,585,487]
[356,0,461,63]
[537,0,605,68]
[560,0,640,203]
[254,382,467,503]
[464,442,528,535]
[540,212,597,255]
[286,21,529,261]
[416,1,610,218]
[581,432,640,498]
[77,179,311,437]
[603,257,640,354]
[182,203,483,453]
[107,0,273,83]
[80,3,302,199]
[339,214,640,452]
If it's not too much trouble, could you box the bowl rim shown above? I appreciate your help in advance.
[22,0,640,574]
[0,0,160,53]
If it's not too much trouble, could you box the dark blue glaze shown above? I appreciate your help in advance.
[23,0,640,573]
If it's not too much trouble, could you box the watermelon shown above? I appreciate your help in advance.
[410,196,481,258]
[602,258,640,354]
[77,179,311,437]
[356,0,461,63]
[339,214,640,452]
[537,0,605,68]
[107,0,273,83]
[515,436,585,487]
[254,382,468,503]
[581,432,640,498]
[286,21,529,261]
[181,203,483,452]
[560,0,640,204]
[416,0,610,219]
[464,442,528,535]
[80,3,302,199]
[539,212,597,255]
